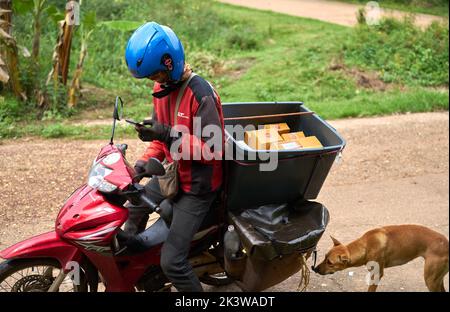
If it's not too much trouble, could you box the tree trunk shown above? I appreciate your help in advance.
[0,1,11,86]
[30,0,46,104]
[31,0,45,63]
[46,1,76,86]
[0,0,25,100]
[68,38,87,107]
[59,2,75,85]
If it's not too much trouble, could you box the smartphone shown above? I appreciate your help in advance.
[125,119,144,127]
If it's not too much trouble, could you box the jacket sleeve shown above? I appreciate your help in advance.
[177,91,223,164]
[139,106,166,162]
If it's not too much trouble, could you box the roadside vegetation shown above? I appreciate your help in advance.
[0,0,448,139]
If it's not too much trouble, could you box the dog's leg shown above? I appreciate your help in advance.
[424,258,447,292]
[367,265,384,292]
[440,281,446,292]
[436,269,447,292]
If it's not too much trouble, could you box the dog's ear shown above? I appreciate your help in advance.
[339,254,350,265]
[330,235,342,246]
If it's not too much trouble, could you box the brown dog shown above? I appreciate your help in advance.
[313,225,449,292]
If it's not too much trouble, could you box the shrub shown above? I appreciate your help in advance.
[41,124,81,138]
[0,96,27,122]
[343,17,449,86]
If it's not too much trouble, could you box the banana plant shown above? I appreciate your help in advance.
[0,54,8,83]
[68,9,95,107]
[4,0,62,101]
[68,16,143,107]
[0,0,25,100]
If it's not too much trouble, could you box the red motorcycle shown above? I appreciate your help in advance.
[0,98,230,292]
[0,98,339,292]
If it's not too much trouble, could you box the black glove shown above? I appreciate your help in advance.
[134,160,147,175]
[135,120,173,143]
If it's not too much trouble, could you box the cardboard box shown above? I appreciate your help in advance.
[271,136,323,150]
[271,140,303,150]
[244,130,258,149]
[264,123,290,135]
[281,131,305,141]
[245,129,283,150]
[236,140,255,151]
[298,136,323,148]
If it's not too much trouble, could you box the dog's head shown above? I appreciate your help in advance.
[313,236,351,275]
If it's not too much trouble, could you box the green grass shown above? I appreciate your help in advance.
[0,120,137,140]
[343,18,449,86]
[312,88,448,118]
[2,88,447,140]
[337,0,449,17]
[0,0,448,140]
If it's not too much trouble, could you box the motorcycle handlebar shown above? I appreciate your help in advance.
[139,193,159,212]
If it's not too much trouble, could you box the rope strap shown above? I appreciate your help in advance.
[297,253,311,292]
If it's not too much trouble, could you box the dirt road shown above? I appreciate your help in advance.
[0,112,448,292]
[217,0,447,27]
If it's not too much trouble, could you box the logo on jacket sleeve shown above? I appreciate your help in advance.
[177,112,189,119]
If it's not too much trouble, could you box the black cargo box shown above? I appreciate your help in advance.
[223,102,346,211]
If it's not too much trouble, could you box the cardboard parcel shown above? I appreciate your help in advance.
[244,123,323,151]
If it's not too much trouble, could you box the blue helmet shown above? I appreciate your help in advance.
[125,22,185,82]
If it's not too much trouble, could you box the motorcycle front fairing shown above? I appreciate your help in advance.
[56,144,134,243]
[54,183,160,292]
[56,184,128,249]
[0,231,83,273]
[54,144,153,291]
[0,183,129,272]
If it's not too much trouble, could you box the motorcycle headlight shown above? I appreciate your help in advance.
[88,163,117,193]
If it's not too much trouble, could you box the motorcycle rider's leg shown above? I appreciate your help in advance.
[160,192,217,292]
[124,178,165,234]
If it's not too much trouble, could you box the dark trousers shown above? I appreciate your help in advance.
[124,178,217,292]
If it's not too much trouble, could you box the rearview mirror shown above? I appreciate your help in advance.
[110,96,124,144]
[145,158,166,176]
[113,96,123,121]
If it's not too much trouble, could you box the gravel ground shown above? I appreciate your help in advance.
[0,111,448,292]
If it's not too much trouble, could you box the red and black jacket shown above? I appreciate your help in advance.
[139,75,224,195]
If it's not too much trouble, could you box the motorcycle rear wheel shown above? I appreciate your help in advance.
[0,259,88,292]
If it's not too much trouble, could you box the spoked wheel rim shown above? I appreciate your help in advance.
[0,260,86,292]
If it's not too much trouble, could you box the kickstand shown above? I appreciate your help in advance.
[312,249,318,270]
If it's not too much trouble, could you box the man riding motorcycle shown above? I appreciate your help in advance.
[124,21,225,292]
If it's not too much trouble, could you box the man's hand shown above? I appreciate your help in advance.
[135,120,172,143]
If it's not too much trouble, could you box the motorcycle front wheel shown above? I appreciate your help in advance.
[0,259,88,292]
